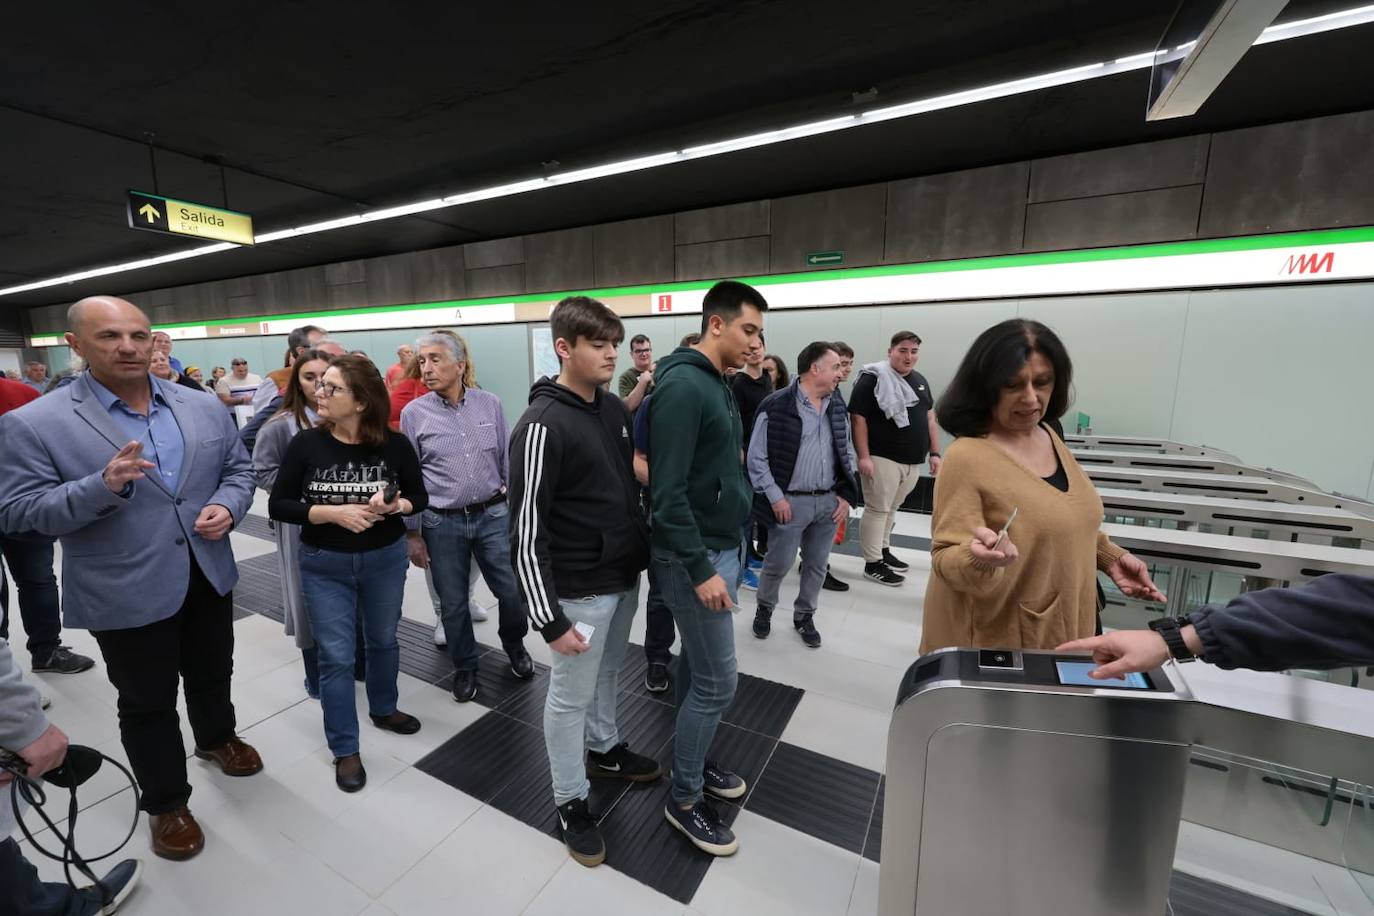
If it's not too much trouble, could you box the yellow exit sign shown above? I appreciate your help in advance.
[126,190,254,246]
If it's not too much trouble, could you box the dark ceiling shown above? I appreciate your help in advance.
[2,0,1371,312]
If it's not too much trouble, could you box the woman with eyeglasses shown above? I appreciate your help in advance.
[269,354,429,792]
[252,349,366,699]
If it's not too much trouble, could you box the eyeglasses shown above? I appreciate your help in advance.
[315,381,351,398]
[231,360,247,366]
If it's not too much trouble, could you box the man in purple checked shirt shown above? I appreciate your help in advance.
[400,333,533,703]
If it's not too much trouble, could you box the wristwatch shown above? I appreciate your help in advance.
[1147,616,1196,662]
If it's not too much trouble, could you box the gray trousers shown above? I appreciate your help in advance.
[756,492,840,621]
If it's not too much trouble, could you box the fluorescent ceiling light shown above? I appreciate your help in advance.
[5,2,1374,301]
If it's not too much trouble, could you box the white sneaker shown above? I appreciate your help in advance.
[470,603,489,622]
[433,619,447,646]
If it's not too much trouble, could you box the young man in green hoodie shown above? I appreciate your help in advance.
[649,279,767,856]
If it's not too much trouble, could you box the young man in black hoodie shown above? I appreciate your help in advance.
[650,279,767,857]
[508,296,660,868]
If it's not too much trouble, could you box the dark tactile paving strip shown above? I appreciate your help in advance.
[235,513,276,542]
[487,745,638,841]
[662,721,780,808]
[415,710,548,803]
[746,742,881,854]
[1168,871,1319,916]
[471,647,550,710]
[395,617,456,684]
[232,553,284,623]
[598,728,742,904]
[863,776,884,863]
[720,672,804,738]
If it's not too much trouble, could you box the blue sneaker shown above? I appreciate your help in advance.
[746,555,763,571]
[739,568,759,591]
[665,799,739,856]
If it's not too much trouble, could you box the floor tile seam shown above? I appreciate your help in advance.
[369,786,490,902]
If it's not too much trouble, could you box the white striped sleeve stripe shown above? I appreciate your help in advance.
[516,422,556,628]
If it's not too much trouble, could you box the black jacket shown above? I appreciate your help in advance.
[508,378,650,642]
[1189,574,1374,670]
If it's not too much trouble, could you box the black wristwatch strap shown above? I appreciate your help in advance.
[1148,616,1196,662]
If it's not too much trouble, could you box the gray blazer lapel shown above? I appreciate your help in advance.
[70,374,135,453]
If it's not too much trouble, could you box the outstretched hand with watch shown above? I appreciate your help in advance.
[1058,617,1204,680]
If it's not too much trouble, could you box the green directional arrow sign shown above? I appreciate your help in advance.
[806,250,844,267]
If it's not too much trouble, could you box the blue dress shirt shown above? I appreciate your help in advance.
[86,374,186,492]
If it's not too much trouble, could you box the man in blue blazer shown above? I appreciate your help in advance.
[0,296,263,862]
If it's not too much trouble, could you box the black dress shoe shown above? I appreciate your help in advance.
[369,710,421,734]
[508,646,534,680]
[822,569,850,592]
[752,606,772,639]
[335,754,367,793]
[452,669,478,702]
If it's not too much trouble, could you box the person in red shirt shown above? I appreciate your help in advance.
[0,375,39,414]
[385,345,414,391]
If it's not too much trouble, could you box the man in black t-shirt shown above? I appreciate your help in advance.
[848,331,942,587]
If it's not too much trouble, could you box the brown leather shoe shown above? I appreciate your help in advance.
[149,806,205,861]
[194,737,264,777]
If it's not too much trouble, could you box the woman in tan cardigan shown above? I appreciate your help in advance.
[920,319,1164,654]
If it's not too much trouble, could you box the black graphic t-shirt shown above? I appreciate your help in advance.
[269,427,428,552]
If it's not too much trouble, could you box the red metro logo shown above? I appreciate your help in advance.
[1280,251,1335,276]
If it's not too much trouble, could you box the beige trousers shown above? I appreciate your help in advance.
[858,455,920,563]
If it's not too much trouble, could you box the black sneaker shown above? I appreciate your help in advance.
[794,616,822,648]
[586,742,663,782]
[822,569,850,592]
[644,662,670,693]
[80,857,142,914]
[703,759,746,800]
[508,646,534,680]
[556,797,605,867]
[451,669,478,703]
[863,561,905,587]
[664,799,738,856]
[32,646,95,675]
[881,548,910,571]
[752,605,773,639]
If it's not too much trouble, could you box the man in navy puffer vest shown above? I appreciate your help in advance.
[745,342,857,648]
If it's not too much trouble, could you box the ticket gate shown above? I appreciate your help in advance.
[878,648,1374,916]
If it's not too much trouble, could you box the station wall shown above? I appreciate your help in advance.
[40,280,1374,501]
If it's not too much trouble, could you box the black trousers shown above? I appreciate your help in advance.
[91,554,237,815]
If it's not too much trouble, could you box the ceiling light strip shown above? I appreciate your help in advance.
[5,3,1373,300]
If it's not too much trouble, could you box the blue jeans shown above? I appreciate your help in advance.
[299,537,408,758]
[642,562,675,666]
[655,541,743,805]
[0,534,61,659]
[420,502,529,671]
[0,839,97,916]
[544,579,641,805]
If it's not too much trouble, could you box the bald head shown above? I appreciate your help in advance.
[64,296,154,391]
[67,296,149,337]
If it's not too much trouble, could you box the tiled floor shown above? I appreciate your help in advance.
[5,493,1373,914]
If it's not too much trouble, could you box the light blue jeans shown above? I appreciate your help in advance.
[544,578,641,805]
[655,542,743,806]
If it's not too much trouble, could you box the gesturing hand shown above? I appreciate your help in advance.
[1106,553,1166,602]
[194,504,235,540]
[102,441,156,494]
[1058,632,1170,680]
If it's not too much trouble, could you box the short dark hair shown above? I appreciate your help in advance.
[679,332,701,347]
[936,319,1073,438]
[796,341,838,376]
[318,354,391,448]
[832,341,854,358]
[629,334,651,350]
[550,296,624,360]
[700,280,768,334]
[890,331,921,348]
[288,324,326,353]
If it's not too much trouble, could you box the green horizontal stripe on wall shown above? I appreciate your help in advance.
[143,223,1374,332]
